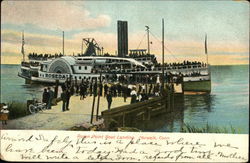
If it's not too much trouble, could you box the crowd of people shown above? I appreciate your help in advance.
[42,77,175,112]
[28,53,63,60]
[28,51,207,68]
[104,73,184,85]
[128,53,156,59]
[154,60,207,68]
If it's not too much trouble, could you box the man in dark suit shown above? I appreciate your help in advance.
[60,90,67,112]
[47,87,54,109]
[42,88,49,109]
[93,81,98,97]
[104,84,108,97]
[106,91,112,111]
[65,88,71,110]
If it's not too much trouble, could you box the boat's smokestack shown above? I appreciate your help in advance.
[117,20,128,57]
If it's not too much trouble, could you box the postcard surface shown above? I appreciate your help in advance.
[0,0,249,162]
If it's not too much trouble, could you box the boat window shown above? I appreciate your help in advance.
[79,76,81,79]
[85,66,87,70]
[79,66,81,70]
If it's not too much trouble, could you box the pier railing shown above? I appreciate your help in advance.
[101,92,184,128]
[97,64,208,74]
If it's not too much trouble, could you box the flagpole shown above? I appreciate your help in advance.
[145,26,150,54]
[21,31,25,62]
[62,31,65,55]
[206,50,208,66]
[161,18,165,92]
[205,34,208,66]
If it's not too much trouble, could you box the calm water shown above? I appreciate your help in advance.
[1,64,45,102]
[0,64,249,133]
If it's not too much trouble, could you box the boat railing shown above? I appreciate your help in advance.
[100,64,208,74]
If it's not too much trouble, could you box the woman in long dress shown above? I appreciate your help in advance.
[130,87,137,104]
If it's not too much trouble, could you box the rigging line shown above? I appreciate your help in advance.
[163,46,181,63]
[136,33,147,50]
[149,31,181,63]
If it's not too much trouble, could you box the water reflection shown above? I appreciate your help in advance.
[128,94,215,132]
[184,94,216,112]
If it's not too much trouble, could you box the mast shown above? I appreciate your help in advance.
[21,31,25,62]
[81,39,84,55]
[145,26,150,54]
[161,19,165,91]
[62,31,65,55]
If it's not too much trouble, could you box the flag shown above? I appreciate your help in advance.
[205,34,207,55]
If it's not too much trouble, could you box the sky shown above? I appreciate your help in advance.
[1,0,249,65]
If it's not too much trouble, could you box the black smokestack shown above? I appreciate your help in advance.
[117,20,128,57]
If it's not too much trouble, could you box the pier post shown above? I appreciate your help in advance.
[122,113,126,127]
[170,83,174,112]
[90,80,97,124]
[167,85,171,112]
[90,95,96,124]
[96,73,102,121]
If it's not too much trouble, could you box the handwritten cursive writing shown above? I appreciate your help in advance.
[0,130,248,162]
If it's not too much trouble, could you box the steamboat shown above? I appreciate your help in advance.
[18,20,211,93]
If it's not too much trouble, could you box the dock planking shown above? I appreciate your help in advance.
[101,84,184,129]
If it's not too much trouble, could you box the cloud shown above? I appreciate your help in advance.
[1,1,111,30]
[1,30,79,56]
[1,29,249,65]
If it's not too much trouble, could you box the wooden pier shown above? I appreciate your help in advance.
[101,89,184,129]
